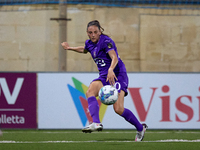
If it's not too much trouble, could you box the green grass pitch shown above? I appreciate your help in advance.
[0,129,200,150]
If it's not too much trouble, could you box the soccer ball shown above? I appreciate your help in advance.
[98,85,118,105]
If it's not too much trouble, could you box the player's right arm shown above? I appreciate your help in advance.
[61,42,88,53]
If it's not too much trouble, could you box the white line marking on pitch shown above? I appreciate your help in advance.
[0,139,200,143]
[2,131,200,134]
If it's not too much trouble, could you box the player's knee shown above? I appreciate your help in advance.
[86,89,91,98]
[86,88,96,98]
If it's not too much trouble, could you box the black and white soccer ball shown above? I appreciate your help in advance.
[98,85,118,105]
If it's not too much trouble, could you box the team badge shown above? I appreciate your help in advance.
[107,43,113,49]
[93,51,96,57]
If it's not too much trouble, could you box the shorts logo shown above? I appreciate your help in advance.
[67,77,107,127]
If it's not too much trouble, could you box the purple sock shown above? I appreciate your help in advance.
[88,96,100,123]
[121,108,143,131]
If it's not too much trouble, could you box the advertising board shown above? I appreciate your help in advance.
[38,73,200,129]
[0,73,37,128]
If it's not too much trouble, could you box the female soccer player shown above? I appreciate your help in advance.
[61,20,147,141]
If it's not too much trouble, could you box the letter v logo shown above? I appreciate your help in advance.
[129,88,157,121]
[0,78,24,105]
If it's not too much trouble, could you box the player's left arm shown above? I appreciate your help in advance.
[106,50,118,86]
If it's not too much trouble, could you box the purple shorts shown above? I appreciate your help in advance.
[92,72,129,96]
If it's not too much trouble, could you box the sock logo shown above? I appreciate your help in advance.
[67,77,107,127]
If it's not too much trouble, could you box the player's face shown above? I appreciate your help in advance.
[87,25,101,43]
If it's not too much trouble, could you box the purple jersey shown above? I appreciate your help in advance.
[84,34,127,75]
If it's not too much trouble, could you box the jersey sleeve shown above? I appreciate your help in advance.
[84,40,90,51]
[102,39,115,53]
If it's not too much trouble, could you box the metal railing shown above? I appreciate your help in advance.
[0,0,200,9]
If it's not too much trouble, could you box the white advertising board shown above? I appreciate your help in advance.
[38,73,200,129]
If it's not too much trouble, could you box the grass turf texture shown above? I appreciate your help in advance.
[0,130,200,150]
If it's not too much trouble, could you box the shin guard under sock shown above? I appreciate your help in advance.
[88,96,100,123]
[121,108,143,131]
